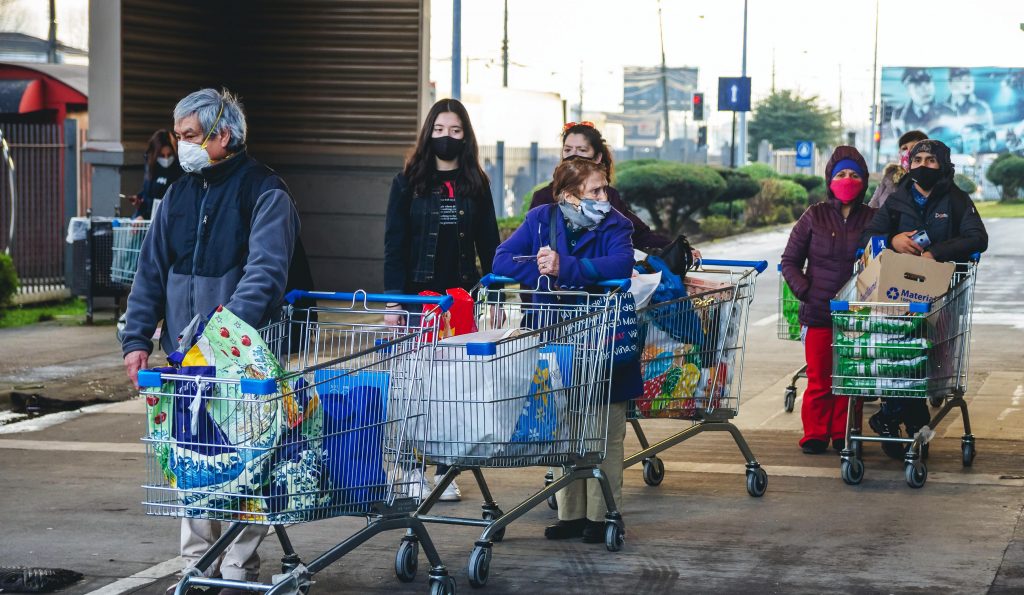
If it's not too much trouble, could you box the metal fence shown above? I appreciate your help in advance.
[0,121,79,298]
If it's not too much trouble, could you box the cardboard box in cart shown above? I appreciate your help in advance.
[855,249,954,304]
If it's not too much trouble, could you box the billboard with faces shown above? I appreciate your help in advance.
[880,66,1024,158]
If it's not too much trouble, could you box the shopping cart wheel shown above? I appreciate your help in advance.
[547,494,558,510]
[745,466,768,497]
[604,521,624,552]
[642,457,665,486]
[428,574,457,595]
[783,387,796,413]
[928,395,944,408]
[905,461,927,489]
[467,544,492,588]
[395,539,419,583]
[961,439,976,467]
[840,458,864,485]
[482,508,506,543]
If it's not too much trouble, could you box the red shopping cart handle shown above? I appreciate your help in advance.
[285,289,455,312]
[697,259,768,274]
[479,274,631,292]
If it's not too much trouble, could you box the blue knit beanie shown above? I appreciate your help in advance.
[831,158,865,180]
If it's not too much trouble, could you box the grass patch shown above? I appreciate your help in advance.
[976,200,1024,218]
[0,298,87,329]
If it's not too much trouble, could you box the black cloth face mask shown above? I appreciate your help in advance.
[909,166,943,191]
[431,136,465,161]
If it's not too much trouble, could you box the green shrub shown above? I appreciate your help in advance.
[0,253,17,309]
[783,173,824,193]
[986,153,1024,201]
[745,179,808,226]
[617,159,661,175]
[617,161,726,235]
[707,199,747,218]
[700,215,740,239]
[954,173,978,195]
[520,182,551,216]
[497,215,524,241]
[714,168,761,200]
[737,162,779,182]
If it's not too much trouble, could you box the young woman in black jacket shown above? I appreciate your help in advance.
[382,98,500,502]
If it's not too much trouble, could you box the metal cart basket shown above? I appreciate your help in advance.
[142,290,458,595]
[777,263,807,413]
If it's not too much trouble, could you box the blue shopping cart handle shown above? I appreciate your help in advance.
[285,289,454,312]
[479,274,631,292]
[137,369,277,394]
[698,259,768,274]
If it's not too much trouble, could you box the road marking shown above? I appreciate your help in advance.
[1014,385,1023,407]
[626,460,1024,487]
[752,313,779,327]
[997,408,1019,421]
[0,438,144,453]
[84,556,183,595]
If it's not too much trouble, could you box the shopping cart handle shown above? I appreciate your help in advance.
[698,259,768,274]
[284,289,454,312]
[480,274,630,292]
[136,369,277,394]
[970,252,981,262]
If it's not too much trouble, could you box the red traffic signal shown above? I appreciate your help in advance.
[692,92,705,120]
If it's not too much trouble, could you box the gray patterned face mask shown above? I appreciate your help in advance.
[558,198,609,229]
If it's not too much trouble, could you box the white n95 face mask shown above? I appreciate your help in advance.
[156,155,175,168]
[177,140,210,174]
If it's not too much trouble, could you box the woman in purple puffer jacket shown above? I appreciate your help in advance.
[780,146,877,454]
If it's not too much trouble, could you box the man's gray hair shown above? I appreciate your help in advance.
[173,88,246,150]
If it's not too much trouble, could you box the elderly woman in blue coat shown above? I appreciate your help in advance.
[493,157,639,544]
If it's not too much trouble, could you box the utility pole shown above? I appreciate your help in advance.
[577,61,584,121]
[737,0,748,167]
[47,0,58,63]
[838,64,843,131]
[771,47,776,93]
[657,0,672,145]
[869,0,880,171]
[502,0,509,87]
[452,0,462,99]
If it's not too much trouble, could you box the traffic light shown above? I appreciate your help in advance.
[692,92,704,120]
[697,125,708,147]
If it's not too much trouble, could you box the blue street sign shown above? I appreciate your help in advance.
[795,141,813,167]
[717,77,751,112]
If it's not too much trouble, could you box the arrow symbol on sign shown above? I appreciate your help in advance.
[730,84,738,103]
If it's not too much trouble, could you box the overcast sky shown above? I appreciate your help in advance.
[0,0,88,50]
[430,0,1024,142]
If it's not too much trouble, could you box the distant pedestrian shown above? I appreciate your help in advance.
[781,146,877,455]
[383,98,500,502]
[120,88,301,595]
[512,166,532,209]
[869,130,927,209]
[129,129,183,219]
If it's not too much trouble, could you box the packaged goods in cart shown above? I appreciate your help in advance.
[855,249,954,305]
[781,280,801,340]
[834,334,932,359]
[836,355,927,377]
[833,309,924,334]
[839,376,928,396]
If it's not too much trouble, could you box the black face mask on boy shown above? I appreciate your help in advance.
[909,166,942,191]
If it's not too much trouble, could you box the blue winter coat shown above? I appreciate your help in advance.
[493,203,640,402]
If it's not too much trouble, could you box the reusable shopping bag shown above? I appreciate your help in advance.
[418,328,539,464]
[419,287,478,342]
[507,344,574,454]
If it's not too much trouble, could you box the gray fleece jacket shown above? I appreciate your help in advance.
[120,150,300,357]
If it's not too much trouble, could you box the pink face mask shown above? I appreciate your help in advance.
[830,177,863,203]
[899,152,910,170]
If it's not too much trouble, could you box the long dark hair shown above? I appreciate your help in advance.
[562,123,615,182]
[403,99,488,198]
[145,129,177,180]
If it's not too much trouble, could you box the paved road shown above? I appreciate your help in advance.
[1,219,1023,594]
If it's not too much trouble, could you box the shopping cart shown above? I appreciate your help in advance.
[831,257,979,489]
[404,274,630,588]
[777,263,807,413]
[622,259,769,497]
[110,218,151,285]
[141,290,458,595]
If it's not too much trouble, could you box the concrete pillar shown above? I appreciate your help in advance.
[82,0,122,216]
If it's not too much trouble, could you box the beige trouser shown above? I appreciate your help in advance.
[180,518,269,581]
[555,400,627,522]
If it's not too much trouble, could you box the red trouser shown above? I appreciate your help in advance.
[801,326,860,444]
